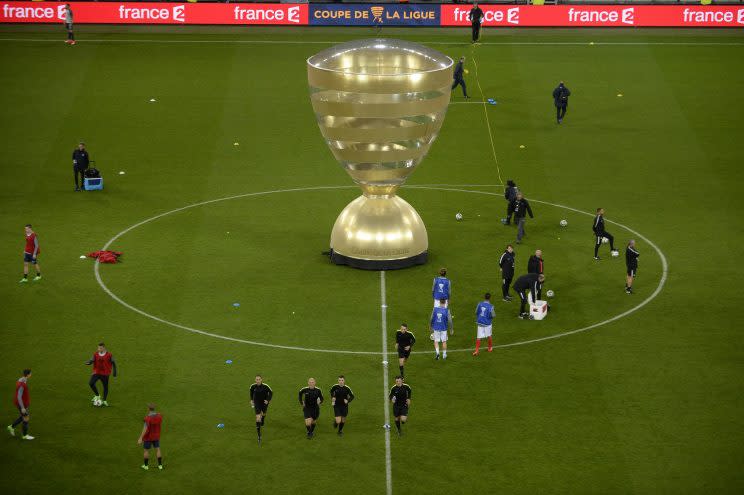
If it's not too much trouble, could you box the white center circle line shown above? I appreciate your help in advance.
[94,185,668,355]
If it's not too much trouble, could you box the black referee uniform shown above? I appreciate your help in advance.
[330,383,355,435]
[468,3,484,43]
[395,328,416,377]
[249,383,273,418]
[299,385,323,438]
[513,273,544,317]
[389,382,412,436]
[499,248,515,301]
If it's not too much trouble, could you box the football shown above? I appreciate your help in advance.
[93,398,102,407]
[455,212,463,221]
[547,289,554,298]
[611,250,620,257]
[560,219,568,227]
[602,237,609,244]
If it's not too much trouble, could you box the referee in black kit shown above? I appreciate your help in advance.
[72,142,89,191]
[553,81,571,124]
[298,378,323,439]
[468,2,484,43]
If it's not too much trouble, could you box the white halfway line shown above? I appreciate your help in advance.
[0,38,742,46]
[380,271,393,495]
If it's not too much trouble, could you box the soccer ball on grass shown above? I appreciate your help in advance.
[455,212,463,221]
[93,398,103,407]
[559,219,568,227]
[546,290,554,298]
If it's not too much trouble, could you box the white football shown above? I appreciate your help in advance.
[429,332,435,341]
[455,213,463,221]
[93,399,102,407]
[546,290,554,298]
[559,219,568,227]
[611,250,620,257]
[602,237,609,244]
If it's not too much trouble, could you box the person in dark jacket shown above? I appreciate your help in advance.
[527,249,544,274]
[513,273,544,318]
[508,192,534,244]
[498,244,515,301]
[625,239,640,294]
[451,57,469,98]
[503,180,518,225]
[72,142,90,191]
[553,81,571,124]
[468,3,484,43]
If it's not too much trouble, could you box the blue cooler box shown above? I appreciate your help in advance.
[84,177,103,191]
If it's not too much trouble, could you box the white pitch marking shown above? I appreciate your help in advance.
[380,271,393,495]
[94,185,667,354]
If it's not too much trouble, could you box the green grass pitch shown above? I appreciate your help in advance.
[0,25,743,494]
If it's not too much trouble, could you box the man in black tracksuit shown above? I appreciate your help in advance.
[72,142,89,191]
[508,192,534,244]
[451,57,469,99]
[593,208,618,260]
[527,249,544,274]
[513,273,544,318]
[553,81,571,124]
[498,244,515,302]
[625,239,640,294]
[503,180,518,225]
[468,3,484,43]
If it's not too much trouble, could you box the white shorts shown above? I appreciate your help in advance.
[477,325,492,339]
[434,299,449,308]
[433,330,448,343]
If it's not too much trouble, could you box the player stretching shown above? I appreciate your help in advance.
[593,208,618,260]
[7,369,34,440]
[395,323,416,377]
[432,268,451,307]
[298,378,323,439]
[20,224,41,283]
[249,375,272,445]
[137,404,163,470]
[330,375,355,436]
[473,293,496,356]
[430,300,453,360]
[389,376,412,437]
[85,343,117,406]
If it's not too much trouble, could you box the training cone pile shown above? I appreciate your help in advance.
[87,250,123,263]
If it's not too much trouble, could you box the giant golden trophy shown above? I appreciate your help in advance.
[307,39,453,269]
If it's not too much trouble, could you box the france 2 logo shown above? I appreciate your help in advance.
[173,5,185,23]
[507,7,519,25]
[288,6,301,24]
[621,7,634,25]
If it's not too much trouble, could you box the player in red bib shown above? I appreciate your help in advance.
[20,224,41,283]
[84,343,117,406]
[137,403,163,470]
[7,369,34,440]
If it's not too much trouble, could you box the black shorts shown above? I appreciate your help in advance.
[397,349,411,359]
[23,253,38,264]
[303,407,320,420]
[254,403,269,415]
[627,267,637,277]
[143,440,160,449]
[393,404,409,418]
[90,374,110,385]
[333,405,348,418]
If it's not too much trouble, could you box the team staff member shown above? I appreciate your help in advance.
[432,268,451,308]
[249,375,273,444]
[395,324,416,378]
[64,4,75,45]
[20,224,41,283]
[593,208,618,259]
[508,192,534,244]
[504,180,518,225]
[451,57,469,99]
[513,273,545,318]
[389,376,412,437]
[553,81,571,124]
[72,142,89,191]
[330,376,355,436]
[430,300,453,361]
[468,2,484,43]
[137,404,163,470]
[499,244,515,301]
[7,369,33,440]
[625,240,640,294]
[527,249,544,274]
[298,378,323,439]
[85,342,117,406]
[473,293,496,356]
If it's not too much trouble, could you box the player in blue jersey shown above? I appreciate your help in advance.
[473,293,496,356]
[430,300,453,360]
[432,268,451,308]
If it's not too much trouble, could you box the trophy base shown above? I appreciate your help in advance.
[329,195,428,271]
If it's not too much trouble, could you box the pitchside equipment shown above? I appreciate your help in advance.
[530,300,548,320]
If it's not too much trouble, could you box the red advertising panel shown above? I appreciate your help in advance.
[0,2,309,25]
[441,5,744,28]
